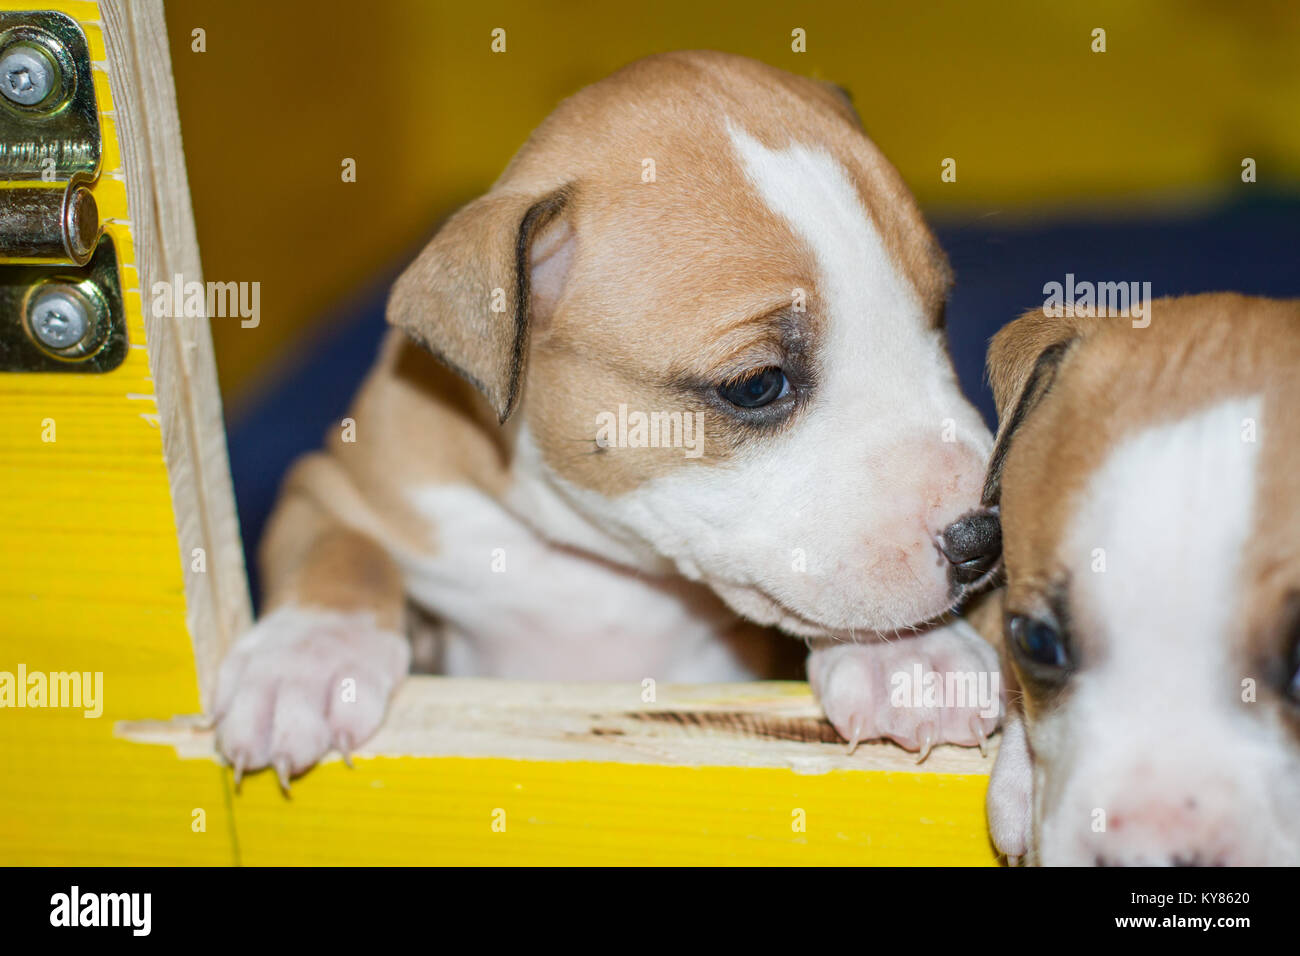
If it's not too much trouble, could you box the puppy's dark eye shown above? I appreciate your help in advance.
[1008,614,1070,671]
[717,367,789,409]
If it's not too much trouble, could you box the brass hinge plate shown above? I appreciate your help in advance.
[1,9,120,372]
[0,233,127,372]
[0,9,102,265]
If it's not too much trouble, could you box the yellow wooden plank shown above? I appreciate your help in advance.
[123,679,999,866]
[0,0,233,866]
[224,755,995,866]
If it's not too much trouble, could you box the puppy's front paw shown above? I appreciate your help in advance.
[808,622,1001,757]
[987,711,1034,865]
[212,606,410,788]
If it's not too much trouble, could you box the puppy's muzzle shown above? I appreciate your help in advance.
[938,508,1002,586]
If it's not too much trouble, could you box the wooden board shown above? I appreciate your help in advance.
[0,0,236,866]
[99,0,251,703]
[122,678,999,866]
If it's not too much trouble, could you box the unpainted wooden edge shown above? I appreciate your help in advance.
[116,677,1000,776]
[100,0,253,710]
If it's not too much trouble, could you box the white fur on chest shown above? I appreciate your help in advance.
[398,483,756,681]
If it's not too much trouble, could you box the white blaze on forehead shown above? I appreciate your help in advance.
[1066,394,1263,706]
[726,123,935,406]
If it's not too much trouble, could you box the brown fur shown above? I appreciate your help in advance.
[387,51,949,499]
[987,293,1300,722]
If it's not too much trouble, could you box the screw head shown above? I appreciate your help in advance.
[28,285,92,350]
[0,42,55,107]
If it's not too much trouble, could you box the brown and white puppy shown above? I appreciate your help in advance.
[212,51,1002,783]
[984,293,1300,866]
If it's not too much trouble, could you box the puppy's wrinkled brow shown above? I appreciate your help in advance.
[668,308,819,391]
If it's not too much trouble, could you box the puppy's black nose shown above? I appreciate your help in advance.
[939,508,1002,585]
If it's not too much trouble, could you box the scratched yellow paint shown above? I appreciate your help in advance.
[0,0,995,866]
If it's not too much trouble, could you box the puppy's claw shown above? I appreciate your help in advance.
[915,722,936,764]
[232,757,245,791]
[274,758,292,796]
[971,716,988,757]
[336,732,354,769]
[845,719,864,755]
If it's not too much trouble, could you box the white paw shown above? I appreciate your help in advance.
[987,710,1034,864]
[808,621,1001,757]
[212,606,410,787]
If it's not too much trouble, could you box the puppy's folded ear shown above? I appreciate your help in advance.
[387,185,573,423]
[982,311,1099,506]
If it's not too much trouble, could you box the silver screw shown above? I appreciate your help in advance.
[28,285,92,350]
[0,43,55,107]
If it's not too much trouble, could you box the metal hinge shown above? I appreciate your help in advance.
[0,9,125,372]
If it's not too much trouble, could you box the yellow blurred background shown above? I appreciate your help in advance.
[163,0,1300,407]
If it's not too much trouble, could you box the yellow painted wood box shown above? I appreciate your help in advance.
[0,0,997,866]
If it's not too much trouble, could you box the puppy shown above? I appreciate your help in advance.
[984,293,1300,865]
[213,51,1002,783]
